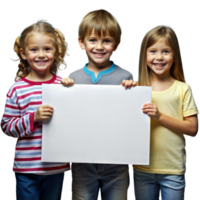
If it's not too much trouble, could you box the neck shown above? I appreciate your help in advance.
[26,69,53,82]
[87,61,112,72]
[151,70,174,82]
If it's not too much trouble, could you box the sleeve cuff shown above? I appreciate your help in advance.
[29,112,38,132]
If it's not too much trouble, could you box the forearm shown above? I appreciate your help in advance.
[1,112,37,138]
[157,113,198,137]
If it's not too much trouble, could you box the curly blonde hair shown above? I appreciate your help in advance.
[14,20,67,81]
[138,26,185,86]
[79,9,121,43]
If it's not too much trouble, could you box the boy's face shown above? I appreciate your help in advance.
[79,30,120,68]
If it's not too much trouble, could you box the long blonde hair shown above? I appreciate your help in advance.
[14,20,67,81]
[138,26,185,86]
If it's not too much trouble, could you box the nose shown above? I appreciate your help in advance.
[38,50,45,58]
[95,41,103,50]
[155,52,163,60]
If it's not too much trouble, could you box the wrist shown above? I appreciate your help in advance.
[30,112,38,132]
[34,112,39,123]
[156,112,162,122]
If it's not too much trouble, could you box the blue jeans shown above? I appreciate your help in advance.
[134,169,185,200]
[72,163,129,200]
[15,172,64,200]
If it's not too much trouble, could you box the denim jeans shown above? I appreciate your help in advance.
[15,172,64,200]
[134,169,185,200]
[72,163,129,200]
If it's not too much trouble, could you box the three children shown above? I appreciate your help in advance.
[1,9,198,200]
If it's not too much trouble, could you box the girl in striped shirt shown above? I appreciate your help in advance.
[1,21,74,200]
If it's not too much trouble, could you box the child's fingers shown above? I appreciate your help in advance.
[61,78,74,87]
[121,80,136,89]
[142,103,153,108]
[132,81,137,85]
[121,79,126,86]
[68,78,74,86]
[37,110,53,120]
[41,105,54,110]
[129,81,137,89]
[61,78,65,84]
[61,78,67,85]
[61,78,69,86]
[35,105,54,121]
[121,79,131,86]
[125,80,131,88]
[40,106,54,115]
[126,80,137,89]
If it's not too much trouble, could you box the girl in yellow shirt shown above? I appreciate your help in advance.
[122,26,198,200]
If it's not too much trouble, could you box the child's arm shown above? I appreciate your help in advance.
[142,102,198,137]
[61,77,74,87]
[1,95,53,138]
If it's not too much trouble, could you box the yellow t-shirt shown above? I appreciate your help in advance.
[134,80,198,175]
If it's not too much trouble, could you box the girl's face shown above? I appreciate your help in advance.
[146,38,174,78]
[20,33,56,75]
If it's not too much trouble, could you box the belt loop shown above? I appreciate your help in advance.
[98,164,104,172]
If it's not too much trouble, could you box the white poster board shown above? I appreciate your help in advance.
[42,84,151,164]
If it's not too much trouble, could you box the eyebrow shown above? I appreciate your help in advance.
[147,47,172,50]
[29,44,52,48]
[87,35,113,40]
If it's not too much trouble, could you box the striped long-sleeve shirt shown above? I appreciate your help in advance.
[1,74,70,174]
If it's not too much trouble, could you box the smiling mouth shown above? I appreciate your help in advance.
[35,60,48,63]
[153,63,165,66]
[153,63,166,67]
[93,52,106,55]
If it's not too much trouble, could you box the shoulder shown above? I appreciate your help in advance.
[174,81,197,104]
[69,68,85,79]
[175,80,191,92]
[114,65,133,80]
[115,65,132,75]
[8,79,26,91]
[6,78,31,100]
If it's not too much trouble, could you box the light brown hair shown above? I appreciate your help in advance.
[138,25,185,86]
[79,9,121,42]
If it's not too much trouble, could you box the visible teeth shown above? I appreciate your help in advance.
[154,64,165,66]
[154,63,165,66]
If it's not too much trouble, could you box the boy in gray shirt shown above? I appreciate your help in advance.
[63,9,134,200]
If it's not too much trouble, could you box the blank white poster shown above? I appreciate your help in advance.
[42,84,151,164]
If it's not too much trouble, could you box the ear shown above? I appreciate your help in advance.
[78,37,85,50]
[113,40,120,51]
[19,48,27,60]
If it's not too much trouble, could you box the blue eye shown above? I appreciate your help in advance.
[164,50,169,53]
[89,39,96,42]
[150,50,156,53]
